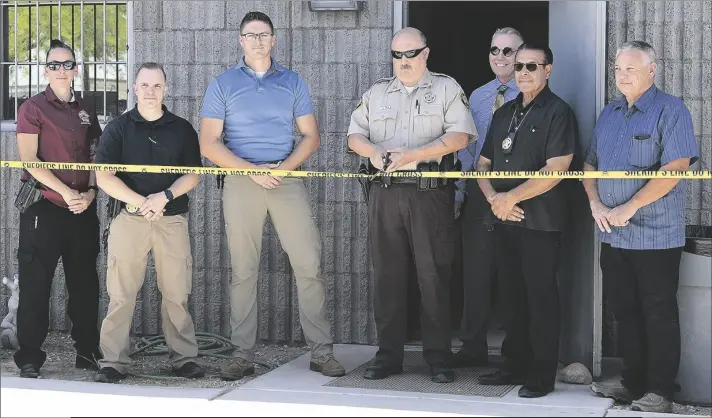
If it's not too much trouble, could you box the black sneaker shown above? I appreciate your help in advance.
[94,367,127,383]
[174,361,205,379]
[19,364,39,378]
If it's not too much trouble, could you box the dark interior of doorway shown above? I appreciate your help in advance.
[405,1,550,344]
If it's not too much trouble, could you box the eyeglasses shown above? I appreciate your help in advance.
[514,62,547,72]
[490,46,517,57]
[391,46,427,59]
[241,32,273,42]
[46,60,76,71]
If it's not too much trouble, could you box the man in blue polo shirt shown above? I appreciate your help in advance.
[451,27,522,369]
[584,41,699,413]
[199,11,344,381]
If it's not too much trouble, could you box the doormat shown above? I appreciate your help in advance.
[324,352,516,398]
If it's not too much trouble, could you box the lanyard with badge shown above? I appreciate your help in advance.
[501,104,534,155]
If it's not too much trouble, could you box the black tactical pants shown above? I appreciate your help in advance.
[13,199,101,368]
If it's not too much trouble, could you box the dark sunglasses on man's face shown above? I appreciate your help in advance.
[514,62,547,72]
[391,46,427,59]
[46,61,76,71]
[490,46,516,57]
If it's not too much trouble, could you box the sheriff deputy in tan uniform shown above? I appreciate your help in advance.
[347,27,477,384]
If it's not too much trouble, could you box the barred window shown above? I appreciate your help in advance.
[1,0,129,125]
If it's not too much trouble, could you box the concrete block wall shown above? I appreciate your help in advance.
[607,0,712,226]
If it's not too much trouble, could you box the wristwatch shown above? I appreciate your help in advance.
[164,189,174,201]
[88,185,99,192]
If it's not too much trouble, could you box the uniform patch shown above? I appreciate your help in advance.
[423,92,435,103]
[78,110,91,125]
[460,91,469,107]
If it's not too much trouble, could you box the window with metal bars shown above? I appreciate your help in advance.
[1,0,129,127]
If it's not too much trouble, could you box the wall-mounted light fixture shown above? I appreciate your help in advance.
[308,1,362,12]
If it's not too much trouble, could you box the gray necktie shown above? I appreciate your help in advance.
[492,84,509,114]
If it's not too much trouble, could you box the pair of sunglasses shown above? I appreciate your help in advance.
[490,46,516,57]
[46,60,76,71]
[514,62,547,72]
[391,46,427,59]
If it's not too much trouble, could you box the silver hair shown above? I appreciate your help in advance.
[617,40,657,64]
[491,27,523,44]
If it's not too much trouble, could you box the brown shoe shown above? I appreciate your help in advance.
[219,358,255,381]
[309,354,346,377]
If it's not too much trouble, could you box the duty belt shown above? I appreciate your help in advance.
[361,152,461,193]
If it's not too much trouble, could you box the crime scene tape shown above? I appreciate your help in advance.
[1,160,710,179]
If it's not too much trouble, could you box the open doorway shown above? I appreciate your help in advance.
[404,1,550,348]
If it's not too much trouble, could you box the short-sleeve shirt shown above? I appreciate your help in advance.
[16,85,102,208]
[480,85,578,231]
[95,105,203,216]
[200,57,314,164]
[456,77,519,204]
[347,69,478,171]
[584,84,699,250]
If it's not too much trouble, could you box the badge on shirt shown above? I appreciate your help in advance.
[423,92,435,103]
[78,110,91,125]
[502,136,513,151]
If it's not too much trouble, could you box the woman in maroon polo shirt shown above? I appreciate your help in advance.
[13,40,103,378]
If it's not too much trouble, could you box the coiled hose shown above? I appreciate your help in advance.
[124,332,275,380]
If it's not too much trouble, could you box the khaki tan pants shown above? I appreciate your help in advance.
[222,176,332,361]
[98,211,198,374]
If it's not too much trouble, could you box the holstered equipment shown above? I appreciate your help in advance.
[415,153,461,191]
[14,177,45,213]
[103,197,124,251]
[365,152,461,192]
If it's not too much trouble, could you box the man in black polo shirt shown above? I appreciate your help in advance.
[93,62,204,383]
[475,44,577,398]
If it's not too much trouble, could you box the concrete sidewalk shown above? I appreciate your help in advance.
[0,345,699,417]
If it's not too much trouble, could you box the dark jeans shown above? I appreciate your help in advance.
[496,224,561,386]
[458,181,509,358]
[369,183,455,366]
[13,199,101,368]
[600,243,682,399]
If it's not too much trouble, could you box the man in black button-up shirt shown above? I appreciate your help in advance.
[93,62,205,383]
[475,44,577,398]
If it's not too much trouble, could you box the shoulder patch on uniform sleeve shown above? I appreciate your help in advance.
[460,91,469,107]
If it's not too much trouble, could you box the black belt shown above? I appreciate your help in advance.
[389,176,419,184]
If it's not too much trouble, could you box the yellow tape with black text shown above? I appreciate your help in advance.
[1,160,710,179]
